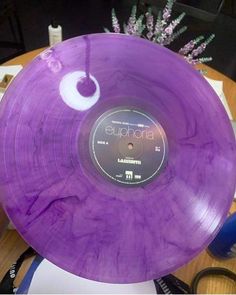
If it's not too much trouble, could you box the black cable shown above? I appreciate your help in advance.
[0,247,36,294]
[190,267,236,294]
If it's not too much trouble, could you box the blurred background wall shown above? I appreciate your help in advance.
[0,0,236,80]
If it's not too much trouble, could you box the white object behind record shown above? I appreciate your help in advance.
[204,76,233,120]
[205,77,236,200]
[0,65,23,101]
[27,259,156,294]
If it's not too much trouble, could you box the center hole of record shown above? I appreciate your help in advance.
[76,77,96,97]
[128,143,134,150]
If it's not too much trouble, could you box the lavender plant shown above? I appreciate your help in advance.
[104,0,215,65]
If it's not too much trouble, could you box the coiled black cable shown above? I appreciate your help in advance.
[190,267,236,294]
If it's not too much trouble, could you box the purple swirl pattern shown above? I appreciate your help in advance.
[0,34,235,283]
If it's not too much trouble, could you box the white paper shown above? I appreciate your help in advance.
[0,65,23,101]
[27,259,156,294]
[0,65,23,80]
[204,76,233,120]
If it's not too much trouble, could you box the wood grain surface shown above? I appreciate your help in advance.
[0,49,235,293]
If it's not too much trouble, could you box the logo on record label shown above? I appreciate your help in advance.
[89,107,168,186]
[118,158,141,165]
[125,171,133,180]
[105,125,154,140]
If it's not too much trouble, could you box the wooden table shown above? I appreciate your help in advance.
[0,49,236,293]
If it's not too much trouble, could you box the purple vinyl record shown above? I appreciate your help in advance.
[0,33,235,283]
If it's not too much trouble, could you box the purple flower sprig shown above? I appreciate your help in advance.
[181,34,215,64]
[154,12,185,45]
[165,12,185,35]
[111,8,121,33]
[179,35,204,55]
[166,0,175,12]
[125,5,137,35]
[160,12,185,45]
[105,1,216,65]
[146,8,154,40]
[123,6,145,36]
[162,0,174,23]
[135,15,146,36]
[191,34,215,57]
[198,57,213,63]
[185,56,213,65]
[153,11,162,38]
[163,25,187,45]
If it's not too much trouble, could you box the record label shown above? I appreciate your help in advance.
[89,107,168,186]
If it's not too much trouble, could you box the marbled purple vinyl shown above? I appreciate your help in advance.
[0,34,235,283]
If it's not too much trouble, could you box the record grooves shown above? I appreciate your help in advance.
[0,33,235,283]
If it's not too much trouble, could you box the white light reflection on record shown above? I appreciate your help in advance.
[59,71,100,111]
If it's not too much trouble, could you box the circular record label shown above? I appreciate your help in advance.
[89,107,168,186]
